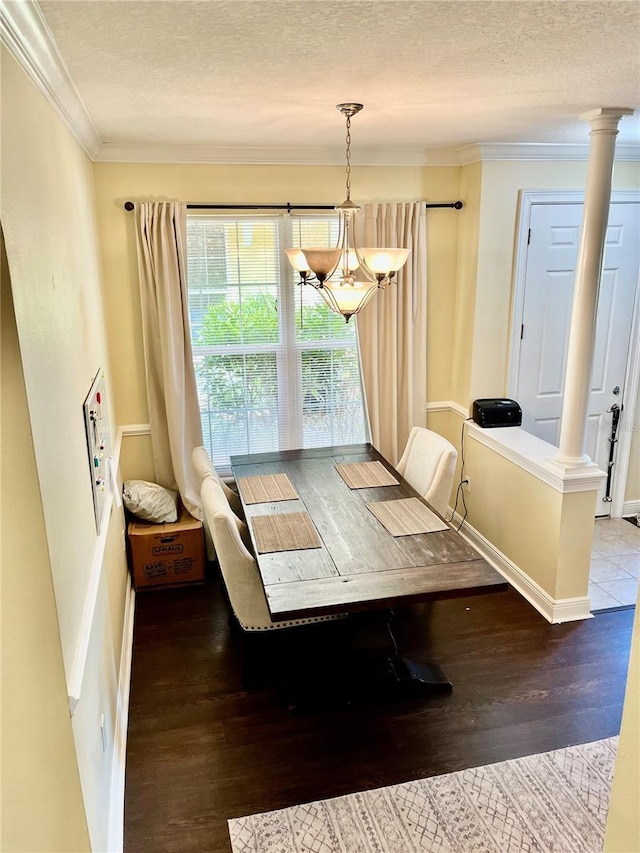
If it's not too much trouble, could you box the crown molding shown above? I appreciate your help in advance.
[458,142,640,164]
[93,143,461,167]
[3,3,637,168]
[93,140,640,166]
[0,0,101,158]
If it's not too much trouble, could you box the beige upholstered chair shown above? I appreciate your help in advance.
[191,445,244,518]
[200,477,343,633]
[396,427,458,517]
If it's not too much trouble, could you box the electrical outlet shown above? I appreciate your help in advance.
[462,476,471,493]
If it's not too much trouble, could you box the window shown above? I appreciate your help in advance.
[186,214,368,471]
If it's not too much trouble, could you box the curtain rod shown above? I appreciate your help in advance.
[123,200,463,212]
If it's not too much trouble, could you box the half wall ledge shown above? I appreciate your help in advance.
[466,423,606,494]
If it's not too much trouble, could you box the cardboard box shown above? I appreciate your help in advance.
[127,505,205,591]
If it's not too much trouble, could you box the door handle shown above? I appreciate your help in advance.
[603,403,622,502]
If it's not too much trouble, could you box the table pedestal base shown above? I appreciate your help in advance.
[285,655,451,714]
[283,613,453,712]
[391,656,453,693]
[347,655,452,698]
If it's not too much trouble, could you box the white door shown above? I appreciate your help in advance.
[515,200,640,512]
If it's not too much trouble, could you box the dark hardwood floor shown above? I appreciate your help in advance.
[124,573,634,853]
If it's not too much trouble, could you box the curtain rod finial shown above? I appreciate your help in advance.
[124,201,135,212]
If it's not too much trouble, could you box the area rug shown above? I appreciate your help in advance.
[228,737,617,852]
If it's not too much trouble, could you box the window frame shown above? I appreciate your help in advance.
[186,210,369,472]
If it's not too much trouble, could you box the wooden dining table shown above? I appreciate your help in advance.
[231,443,508,693]
[231,442,507,608]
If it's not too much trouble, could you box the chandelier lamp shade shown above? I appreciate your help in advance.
[285,103,410,321]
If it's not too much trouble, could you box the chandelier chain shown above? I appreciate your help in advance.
[345,114,352,202]
[284,102,409,321]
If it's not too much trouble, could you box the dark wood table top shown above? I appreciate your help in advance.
[231,444,507,620]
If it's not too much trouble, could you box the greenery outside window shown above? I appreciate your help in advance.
[186,214,368,471]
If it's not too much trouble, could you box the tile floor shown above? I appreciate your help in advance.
[589,517,640,611]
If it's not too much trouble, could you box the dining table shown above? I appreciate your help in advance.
[230,443,508,694]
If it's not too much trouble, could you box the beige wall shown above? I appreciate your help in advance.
[3,49,112,669]
[1,230,91,851]
[450,162,482,407]
[429,408,598,604]
[92,162,461,433]
[605,589,640,852]
[465,431,596,600]
[1,49,129,851]
[120,431,156,482]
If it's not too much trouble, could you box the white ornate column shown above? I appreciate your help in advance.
[554,107,634,468]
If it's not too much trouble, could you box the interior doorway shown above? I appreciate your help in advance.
[509,191,640,517]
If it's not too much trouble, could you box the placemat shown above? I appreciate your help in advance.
[366,497,449,536]
[251,512,322,553]
[236,473,298,505]
[335,461,399,489]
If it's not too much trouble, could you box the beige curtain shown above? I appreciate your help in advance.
[355,202,427,465]
[134,202,203,517]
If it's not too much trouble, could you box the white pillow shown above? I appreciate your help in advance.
[123,480,178,523]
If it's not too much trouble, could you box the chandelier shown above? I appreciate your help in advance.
[285,103,409,322]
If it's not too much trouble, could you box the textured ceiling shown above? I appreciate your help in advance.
[38,0,640,153]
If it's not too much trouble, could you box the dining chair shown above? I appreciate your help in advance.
[395,427,458,517]
[191,445,244,518]
[200,476,346,694]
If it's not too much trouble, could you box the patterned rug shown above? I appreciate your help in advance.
[228,737,617,852]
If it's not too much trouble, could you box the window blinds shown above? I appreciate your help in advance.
[186,214,367,470]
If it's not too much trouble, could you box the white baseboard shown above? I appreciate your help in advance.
[623,500,640,518]
[449,509,592,624]
[107,581,136,853]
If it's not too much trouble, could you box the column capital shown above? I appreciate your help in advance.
[579,107,635,134]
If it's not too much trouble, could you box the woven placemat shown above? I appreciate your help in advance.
[335,461,399,489]
[366,497,449,536]
[251,512,322,553]
[236,473,298,505]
